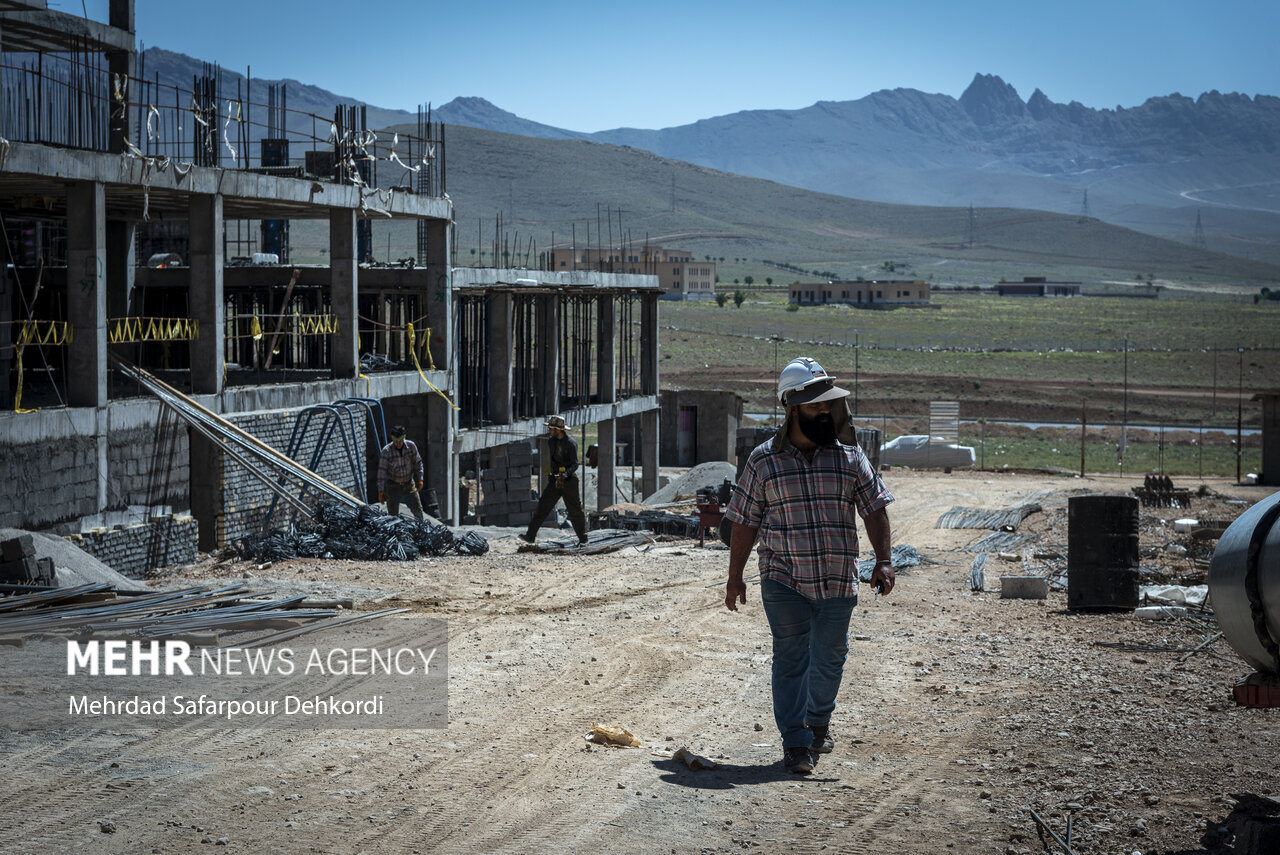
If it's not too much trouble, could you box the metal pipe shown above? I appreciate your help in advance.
[1209,489,1280,674]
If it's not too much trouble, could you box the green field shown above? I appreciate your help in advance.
[657,290,1274,477]
[955,426,1261,478]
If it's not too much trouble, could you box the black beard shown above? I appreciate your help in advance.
[796,411,838,446]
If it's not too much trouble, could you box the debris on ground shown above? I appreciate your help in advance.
[672,746,719,770]
[517,529,655,555]
[969,553,988,591]
[857,543,928,580]
[936,502,1042,530]
[587,723,641,748]
[588,508,702,538]
[235,501,489,562]
[1140,583,1209,607]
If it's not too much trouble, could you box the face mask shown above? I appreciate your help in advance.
[796,410,837,446]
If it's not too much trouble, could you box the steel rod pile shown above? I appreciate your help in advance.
[237,500,489,563]
[936,504,1042,530]
[111,356,364,517]
[0,583,348,640]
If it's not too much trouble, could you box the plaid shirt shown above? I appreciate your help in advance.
[725,437,893,599]
[377,440,424,492]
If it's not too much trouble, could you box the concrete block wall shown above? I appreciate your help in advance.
[215,408,369,545]
[0,416,192,532]
[67,514,200,579]
[479,440,538,526]
[0,435,99,529]
[108,426,191,511]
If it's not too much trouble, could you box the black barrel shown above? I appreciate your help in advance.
[1067,494,1139,611]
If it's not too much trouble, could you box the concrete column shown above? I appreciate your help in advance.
[189,430,224,552]
[489,291,514,424]
[423,219,452,372]
[0,267,12,408]
[641,293,659,396]
[329,209,358,378]
[596,293,618,510]
[189,194,224,395]
[67,181,107,408]
[423,218,456,522]
[109,0,135,30]
[107,60,135,155]
[107,3,135,154]
[539,294,560,415]
[106,221,136,318]
[597,293,617,402]
[642,407,660,500]
[597,418,616,511]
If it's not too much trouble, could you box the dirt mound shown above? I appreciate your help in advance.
[0,527,149,591]
[641,461,737,504]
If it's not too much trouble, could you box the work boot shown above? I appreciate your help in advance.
[578,536,590,547]
[783,745,816,774]
[517,533,534,544]
[808,724,834,754]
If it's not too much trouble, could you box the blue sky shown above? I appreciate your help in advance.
[69,0,1279,132]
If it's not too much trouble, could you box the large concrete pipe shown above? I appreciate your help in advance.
[1209,490,1280,675]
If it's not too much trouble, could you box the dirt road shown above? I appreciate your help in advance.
[2,470,1277,854]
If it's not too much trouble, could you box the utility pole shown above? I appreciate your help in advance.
[1119,337,1128,470]
[854,330,860,418]
[1237,347,1245,483]
[771,334,780,425]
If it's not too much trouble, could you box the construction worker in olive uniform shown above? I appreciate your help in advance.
[520,415,589,546]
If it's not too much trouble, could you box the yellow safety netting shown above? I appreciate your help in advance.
[295,314,339,336]
[16,320,72,346]
[9,321,72,413]
[406,322,458,410]
[109,317,199,344]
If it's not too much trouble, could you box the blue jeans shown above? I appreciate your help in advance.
[760,578,857,748]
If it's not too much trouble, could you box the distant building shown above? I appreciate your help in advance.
[550,245,716,301]
[996,276,1081,297]
[789,279,929,307]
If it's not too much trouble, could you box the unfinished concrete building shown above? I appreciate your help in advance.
[0,1,661,576]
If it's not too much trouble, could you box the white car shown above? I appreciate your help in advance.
[879,435,976,469]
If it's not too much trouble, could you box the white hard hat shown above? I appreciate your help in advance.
[777,356,850,406]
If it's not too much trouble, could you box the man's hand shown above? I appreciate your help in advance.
[555,475,565,489]
[870,561,896,596]
[416,479,424,492]
[378,491,386,503]
[725,577,748,611]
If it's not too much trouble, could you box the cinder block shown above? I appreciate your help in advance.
[2,534,35,561]
[1000,576,1048,599]
[0,555,39,582]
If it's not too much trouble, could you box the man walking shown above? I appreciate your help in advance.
[724,357,895,774]
[520,415,589,546]
[377,424,425,521]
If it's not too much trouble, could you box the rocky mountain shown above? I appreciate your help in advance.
[422,76,1280,261]
[134,50,1280,263]
[580,74,1280,256]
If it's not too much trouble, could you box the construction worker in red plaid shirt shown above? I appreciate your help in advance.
[724,357,895,775]
[377,424,425,521]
